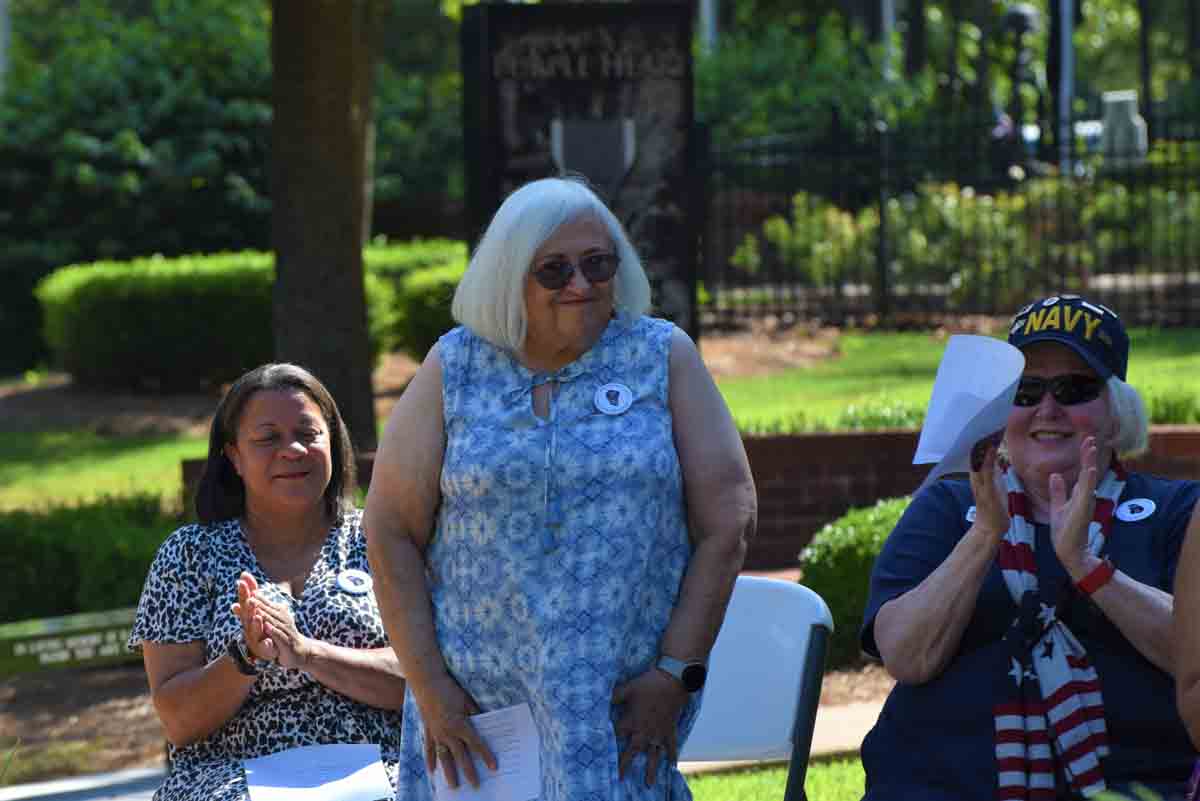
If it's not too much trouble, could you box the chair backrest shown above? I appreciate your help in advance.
[679,576,834,800]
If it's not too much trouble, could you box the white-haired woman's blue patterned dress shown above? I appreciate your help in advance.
[393,313,699,801]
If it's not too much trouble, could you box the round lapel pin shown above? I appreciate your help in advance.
[1115,498,1156,522]
[594,382,633,416]
[336,568,373,595]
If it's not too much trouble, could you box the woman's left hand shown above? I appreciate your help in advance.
[612,668,689,787]
[1050,435,1102,581]
[245,592,313,670]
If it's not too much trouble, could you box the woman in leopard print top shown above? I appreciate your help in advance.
[128,363,404,801]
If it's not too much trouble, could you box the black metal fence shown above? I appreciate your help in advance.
[701,122,1200,329]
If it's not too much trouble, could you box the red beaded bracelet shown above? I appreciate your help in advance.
[1075,558,1116,596]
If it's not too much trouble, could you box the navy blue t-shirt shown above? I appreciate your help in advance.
[860,473,1200,801]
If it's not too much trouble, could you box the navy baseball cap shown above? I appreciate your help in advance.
[1007,295,1129,380]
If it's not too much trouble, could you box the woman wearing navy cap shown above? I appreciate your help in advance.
[861,295,1200,800]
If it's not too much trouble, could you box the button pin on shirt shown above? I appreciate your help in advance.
[594,382,633,415]
[1115,498,1155,522]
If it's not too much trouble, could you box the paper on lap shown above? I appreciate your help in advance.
[243,743,391,801]
[913,335,1025,492]
[432,703,541,801]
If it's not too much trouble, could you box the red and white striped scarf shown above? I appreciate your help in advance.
[992,462,1126,800]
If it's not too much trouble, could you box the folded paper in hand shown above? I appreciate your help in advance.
[913,335,1025,492]
[431,702,540,801]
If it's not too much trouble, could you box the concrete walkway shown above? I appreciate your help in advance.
[0,700,882,800]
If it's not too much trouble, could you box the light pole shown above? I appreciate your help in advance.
[881,0,896,79]
[698,0,717,55]
[1058,0,1074,174]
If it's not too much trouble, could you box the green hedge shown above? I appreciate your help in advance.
[0,495,178,624]
[36,250,398,390]
[365,238,467,282]
[391,260,468,360]
[799,496,910,669]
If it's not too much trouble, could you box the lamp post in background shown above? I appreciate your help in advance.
[1057,0,1074,174]
[698,0,717,54]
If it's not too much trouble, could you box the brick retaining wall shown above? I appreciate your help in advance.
[182,427,1200,571]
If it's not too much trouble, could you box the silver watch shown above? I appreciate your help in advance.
[655,655,707,692]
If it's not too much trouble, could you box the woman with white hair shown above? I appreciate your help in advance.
[860,295,1200,800]
[364,176,756,801]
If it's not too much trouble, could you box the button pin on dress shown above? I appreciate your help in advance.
[594,382,633,415]
[336,568,373,595]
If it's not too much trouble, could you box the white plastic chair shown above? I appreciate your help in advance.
[680,576,834,801]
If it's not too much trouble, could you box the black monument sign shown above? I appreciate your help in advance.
[463,2,700,338]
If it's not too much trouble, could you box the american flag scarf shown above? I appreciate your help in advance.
[993,462,1125,800]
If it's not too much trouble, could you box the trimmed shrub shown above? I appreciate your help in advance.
[392,259,468,360]
[366,238,467,287]
[36,251,396,391]
[835,400,925,431]
[0,495,178,623]
[799,496,910,669]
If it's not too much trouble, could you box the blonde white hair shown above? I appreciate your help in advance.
[1107,376,1149,458]
[451,176,652,353]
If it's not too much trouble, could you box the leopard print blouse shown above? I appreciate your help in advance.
[128,510,400,801]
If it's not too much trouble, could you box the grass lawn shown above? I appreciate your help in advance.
[689,757,864,801]
[717,332,943,429]
[717,328,1200,430]
[0,430,206,510]
[4,329,1200,509]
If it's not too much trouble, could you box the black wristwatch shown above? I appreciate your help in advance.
[656,655,707,693]
[227,635,263,676]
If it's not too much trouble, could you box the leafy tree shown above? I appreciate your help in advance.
[0,0,272,374]
[696,15,930,149]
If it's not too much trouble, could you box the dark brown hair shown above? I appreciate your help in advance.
[195,363,357,523]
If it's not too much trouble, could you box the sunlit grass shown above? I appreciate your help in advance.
[689,756,864,801]
[4,329,1200,510]
[0,430,206,510]
[0,738,102,787]
[717,328,1200,431]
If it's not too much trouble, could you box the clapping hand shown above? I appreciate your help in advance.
[968,430,1010,542]
[1049,435,1101,581]
[231,571,311,668]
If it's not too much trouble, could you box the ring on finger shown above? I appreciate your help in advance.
[435,743,451,757]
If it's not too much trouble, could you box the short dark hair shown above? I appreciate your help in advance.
[195,363,357,523]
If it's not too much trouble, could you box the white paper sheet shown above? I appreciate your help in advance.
[243,743,391,801]
[431,703,541,801]
[913,335,1026,491]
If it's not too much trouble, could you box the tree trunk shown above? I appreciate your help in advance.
[270,0,387,453]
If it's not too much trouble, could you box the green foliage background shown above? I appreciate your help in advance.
[799,497,910,669]
[0,494,178,622]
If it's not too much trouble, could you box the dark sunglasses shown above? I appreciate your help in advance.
[1013,374,1106,407]
[530,252,619,290]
